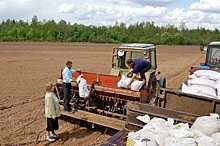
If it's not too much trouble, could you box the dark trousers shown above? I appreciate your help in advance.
[62,83,72,111]
[46,118,59,132]
[140,64,152,80]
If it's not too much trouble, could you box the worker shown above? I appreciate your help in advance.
[125,59,151,89]
[45,83,60,142]
[62,61,80,113]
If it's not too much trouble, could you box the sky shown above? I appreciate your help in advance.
[0,0,220,30]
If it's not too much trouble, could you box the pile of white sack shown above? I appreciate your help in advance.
[126,113,220,146]
[182,70,220,99]
[117,75,144,91]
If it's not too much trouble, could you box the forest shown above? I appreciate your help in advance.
[0,16,220,45]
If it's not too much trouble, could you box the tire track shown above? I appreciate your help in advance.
[167,55,204,89]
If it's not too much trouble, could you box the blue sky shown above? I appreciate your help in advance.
[170,0,197,9]
[0,0,220,29]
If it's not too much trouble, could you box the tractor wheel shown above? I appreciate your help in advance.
[159,77,166,88]
[147,75,158,104]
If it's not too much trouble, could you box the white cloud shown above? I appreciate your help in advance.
[190,0,220,13]
[59,3,76,13]
[107,0,180,7]
[0,0,220,30]
[127,0,180,6]
[57,2,166,25]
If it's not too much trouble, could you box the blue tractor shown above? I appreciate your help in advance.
[199,42,220,69]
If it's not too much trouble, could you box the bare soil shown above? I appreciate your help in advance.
[0,42,205,145]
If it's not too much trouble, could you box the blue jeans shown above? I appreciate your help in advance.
[62,83,72,111]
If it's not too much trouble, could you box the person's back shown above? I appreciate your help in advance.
[133,59,150,75]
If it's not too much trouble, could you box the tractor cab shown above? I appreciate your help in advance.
[200,42,220,69]
[110,43,157,76]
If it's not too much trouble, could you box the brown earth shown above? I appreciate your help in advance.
[0,42,205,146]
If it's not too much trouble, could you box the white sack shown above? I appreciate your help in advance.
[190,129,207,139]
[117,75,144,91]
[127,131,158,146]
[196,136,216,146]
[189,74,197,79]
[194,70,219,78]
[165,137,196,146]
[167,118,174,128]
[169,123,191,139]
[155,129,170,146]
[211,133,220,145]
[76,75,90,98]
[131,80,144,91]
[143,117,167,130]
[117,75,130,88]
[216,80,220,98]
[191,114,220,136]
[189,85,217,97]
[182,83,201,95]
[209,73,220,81]
[182,83,217,98]
[136,115,150,124]
[216,80,220,86]
[188,78,217,89]
[217,86,220,99]
[133,138,158,146]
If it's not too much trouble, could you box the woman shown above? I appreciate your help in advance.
[45,83,61,142]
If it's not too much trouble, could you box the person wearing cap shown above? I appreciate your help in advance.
[125,59,151,89]
[62,61,80,113]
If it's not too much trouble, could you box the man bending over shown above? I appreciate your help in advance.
[125,59,151,89]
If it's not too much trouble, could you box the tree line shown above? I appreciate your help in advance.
[0,16,220,45]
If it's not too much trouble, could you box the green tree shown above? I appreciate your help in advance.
[161,32,173,44]
[17,27,26,41]
[88,33,96,42]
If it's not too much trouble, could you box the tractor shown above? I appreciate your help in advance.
[55,43,220,145]
[55,44,166,119]
[199,42,220,69]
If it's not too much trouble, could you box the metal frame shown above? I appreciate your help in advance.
[125,101,200,131]
[158,88,220,115]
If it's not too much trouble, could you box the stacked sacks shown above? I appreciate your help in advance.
[117,75,144,91]
[182,70,220,99]
[126,113,220,146]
